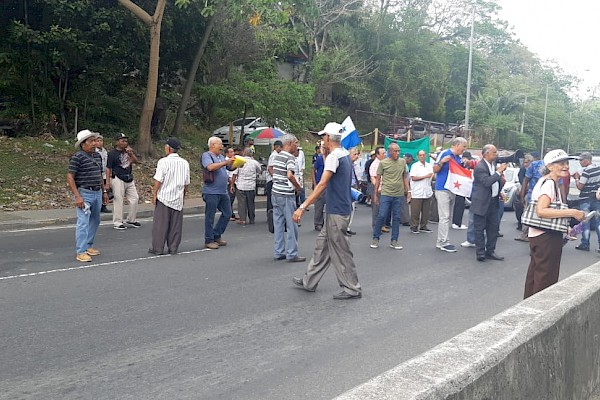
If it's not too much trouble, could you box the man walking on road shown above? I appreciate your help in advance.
[371,143,411,250]
[201,137,234,250]
[433,137,468,252]
[106,132,140,230]
[292,122,362,300]
[67,129,108,262]
[272,134,305,262]
[149,138,190,255]
[471,144,507,262]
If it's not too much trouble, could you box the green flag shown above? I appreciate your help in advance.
[384,136,431,164]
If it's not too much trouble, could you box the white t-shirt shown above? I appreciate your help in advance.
[528,177,561,238]
[410,161,434,199]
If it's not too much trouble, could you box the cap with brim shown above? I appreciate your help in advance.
[165,137,181,150]
[370,150,375,156]
[114,132,128,141]
[75,129,99,149]
[462,151,474,160]
[273,140,283,147]
[318,122,343,136]
[543,149,578,166]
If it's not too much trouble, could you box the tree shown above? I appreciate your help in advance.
[117,0,167,156]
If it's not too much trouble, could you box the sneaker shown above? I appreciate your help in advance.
[126,221,141,228]
[86,248,100,256]
[461,241,476,248]
[575,244,590,251]
[114,224,127,230]
[76,253,92,262]
[370,239,379,249]
[452,224,467,230]
[411,228,420,234]
[390,241,403,250]
[205,242,219,250]
[419,228,433,233]
[439,244,458,252]
[381,226,390,233]
[333,291,362,300]
[215,238,227,246]
[292,277,316,292]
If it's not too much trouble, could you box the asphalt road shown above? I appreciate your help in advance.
[0,206,597,399]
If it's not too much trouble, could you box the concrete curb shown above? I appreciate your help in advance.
[0,199,269,231]
[335,262,600,400]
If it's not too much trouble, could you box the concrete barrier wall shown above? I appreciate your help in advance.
[335,262,600,400]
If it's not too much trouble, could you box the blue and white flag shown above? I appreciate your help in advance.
[341,116,361,149]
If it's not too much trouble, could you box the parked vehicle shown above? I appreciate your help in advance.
[212,117,267,146]
[502,167,521,210]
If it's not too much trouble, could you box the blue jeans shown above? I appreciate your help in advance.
[580,199,600,248]
[272,194,298,259]
[203,193,232,244]
[75,188,102,254]
[373,195,403,241]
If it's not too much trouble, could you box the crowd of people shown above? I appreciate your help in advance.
[67,128,598,300]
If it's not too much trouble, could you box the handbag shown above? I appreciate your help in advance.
[201,152,216,184]
[521,179,569,233]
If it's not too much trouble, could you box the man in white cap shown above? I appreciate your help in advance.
[67,129,108,262]
[292,122,362,300]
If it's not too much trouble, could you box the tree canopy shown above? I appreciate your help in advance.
[1,0,599,154]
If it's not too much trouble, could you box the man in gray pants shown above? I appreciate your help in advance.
[292,122,362,300]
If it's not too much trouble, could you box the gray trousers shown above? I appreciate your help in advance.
[410,197,431,230]
[435,190,455,246]
[302,214,361,296]
[236,188,256,223]
[151,200,183,253]
[313,189,326,227]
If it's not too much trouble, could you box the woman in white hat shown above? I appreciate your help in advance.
[524,149,585,298]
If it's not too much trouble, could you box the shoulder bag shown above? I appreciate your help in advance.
[202,152,216,184]
[521,178,569,233]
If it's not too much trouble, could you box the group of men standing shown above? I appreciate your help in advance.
[68,130,190,261]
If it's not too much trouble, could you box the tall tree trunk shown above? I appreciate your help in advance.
[171,12,218,137]
[118,0,167,157]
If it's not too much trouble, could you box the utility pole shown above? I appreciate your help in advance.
[541,84,549,156]
[464,8,475,138]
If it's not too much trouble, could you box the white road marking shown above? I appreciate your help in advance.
[0,248,211,281]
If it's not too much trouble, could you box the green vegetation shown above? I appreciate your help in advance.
[2,0,600,209]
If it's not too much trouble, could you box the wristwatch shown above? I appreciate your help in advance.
[299,204,307,211]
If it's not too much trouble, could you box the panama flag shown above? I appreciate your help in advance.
[444,158,473,197]
[341,116,361,149]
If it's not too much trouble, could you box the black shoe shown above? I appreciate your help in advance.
[486,252,505,261]
[576,245,590,251]
[333,291,362,300]
[274,255,286,260]
[168,249,178,255]
[287,256,306,263]
[315,225,323,231]
[516,225,522,231]
[292,277,316,292]
[402,222,410,226]
[346,230,357,235]
[127,221,142,228]
[477,256,486,262]
[148,248,164,255]
[100,206,111,213]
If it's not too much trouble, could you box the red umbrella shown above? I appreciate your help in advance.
[250,127,285,139]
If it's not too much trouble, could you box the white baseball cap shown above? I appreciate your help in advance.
[318,122,343,136]
[543,149,577,166]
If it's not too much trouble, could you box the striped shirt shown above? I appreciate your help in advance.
[271,150,297,196]
[154,153,190,211]
[579,164,600,199]
[233,157,261,191]
[68,150,103,189]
